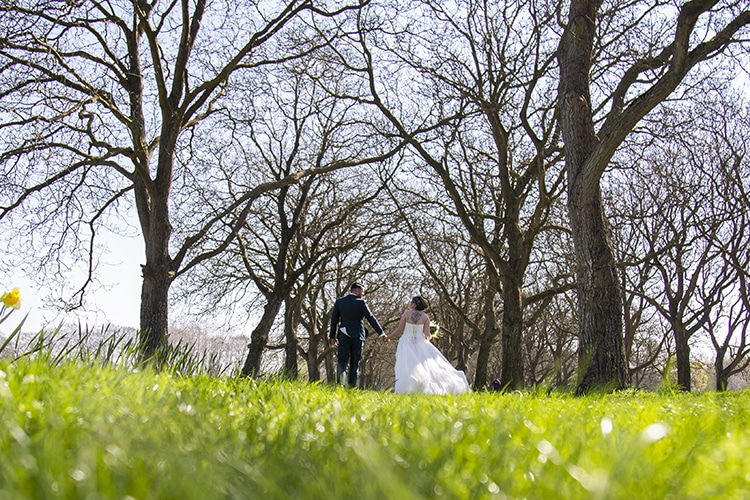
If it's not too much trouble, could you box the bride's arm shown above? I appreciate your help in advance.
[384,311,408,341]
[424,316,432,340]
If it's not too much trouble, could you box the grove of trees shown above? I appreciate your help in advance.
[1,0,748,392]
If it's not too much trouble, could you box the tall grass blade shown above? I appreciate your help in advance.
[0,311,28,356]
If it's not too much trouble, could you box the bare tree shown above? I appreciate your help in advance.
[0,0,372,362]
[701,96,750,390]
[296,273,333,382]
[611,215,669,386]
[384,173,496,388]
[706,270,750,390]
[605,82,749,391]
[333,0,569,389]
[524,291,578,388]
[620,161,727,391]
[238,177,396,376]
[523,209,579,388]
[557,0,749,393]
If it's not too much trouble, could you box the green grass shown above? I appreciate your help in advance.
[1,356,750,499]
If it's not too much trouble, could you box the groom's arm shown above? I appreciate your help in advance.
[329,302,341,339]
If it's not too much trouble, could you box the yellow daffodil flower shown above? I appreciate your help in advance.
[1,287,21,310]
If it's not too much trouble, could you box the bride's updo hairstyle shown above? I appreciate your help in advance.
[411,296,427,311]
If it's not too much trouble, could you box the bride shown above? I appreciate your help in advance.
[383,296,471,394]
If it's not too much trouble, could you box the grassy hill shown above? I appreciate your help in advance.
[1,356,749,499]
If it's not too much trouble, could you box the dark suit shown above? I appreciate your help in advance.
[330,293,384,387]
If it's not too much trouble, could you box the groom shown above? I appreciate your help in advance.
[329,282,385,387]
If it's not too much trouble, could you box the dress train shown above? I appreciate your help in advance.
[394,323,470,394]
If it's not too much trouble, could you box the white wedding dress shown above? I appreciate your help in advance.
[394,323,471,394]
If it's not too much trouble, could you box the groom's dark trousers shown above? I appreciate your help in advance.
[336,333,363,387]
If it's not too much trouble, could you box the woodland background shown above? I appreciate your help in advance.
[1,0,748,393]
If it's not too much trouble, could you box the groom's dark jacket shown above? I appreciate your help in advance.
[330,293,385,341]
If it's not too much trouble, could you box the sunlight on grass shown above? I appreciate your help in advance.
[2,356,750,499]
[1,294,748,498]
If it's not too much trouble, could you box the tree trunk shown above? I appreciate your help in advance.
[500,273,524,389]
[138,262,172,363]
[567,179,628,393]
[242,294,284,376]
[135,171,174,364]
[324,345,335,384]
[714,353,727,391]
[474,283,499,389]
[474,329,493,390]
[485,103,527,390]
[305,313,322,382]
[558,0,628,394]
[716,375,729,392]
[454,322,468,373]
[673,322,691,391]
[307,342,321,381]
[500,209,527,389]
[283,303,299,379]
[133,52,181,364]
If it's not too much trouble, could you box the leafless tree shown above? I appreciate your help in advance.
[557,0,749,393]
[0,0,375,363]
[706,271,750,390]
[522,206,579,388]
[331,0,570,389]
[384,173,496,388]
[700,96,750,390]
[606,84,749,391]
[524,290,578,388]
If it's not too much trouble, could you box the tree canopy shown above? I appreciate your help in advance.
[1,0,748,391]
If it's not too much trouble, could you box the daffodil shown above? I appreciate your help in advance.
[1,287,21,310]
